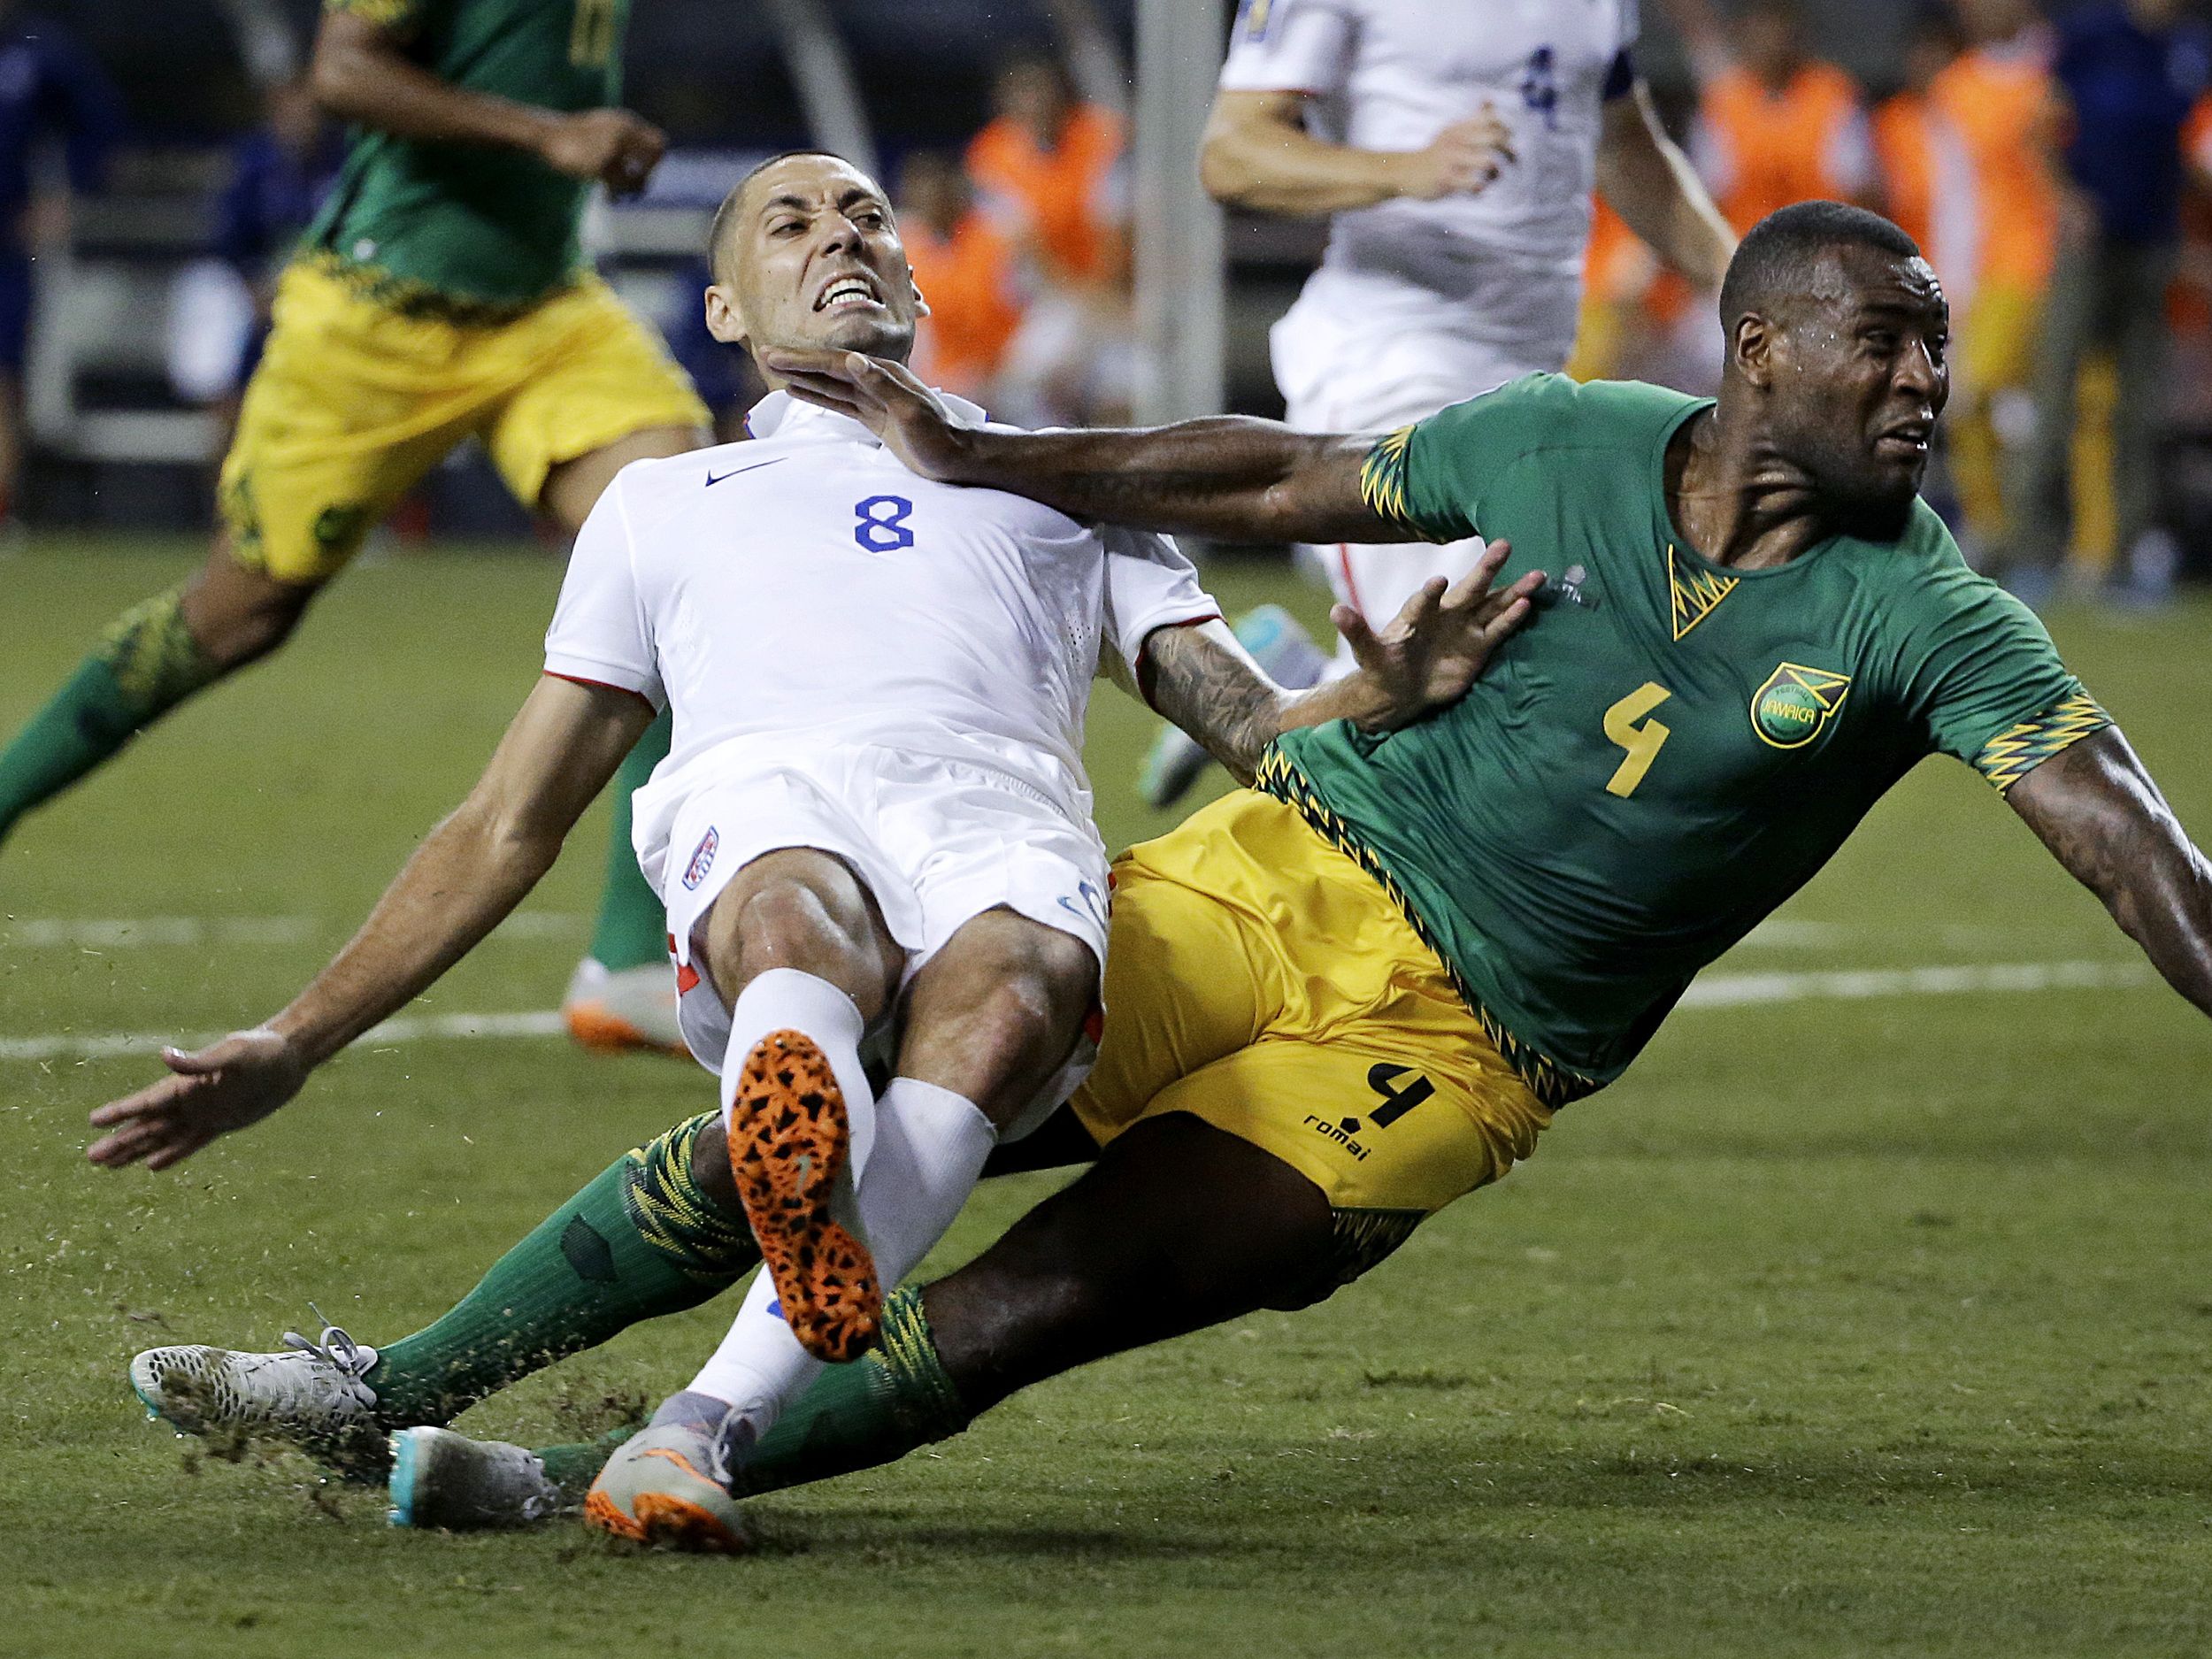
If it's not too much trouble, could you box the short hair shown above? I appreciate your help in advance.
[1718,200,1923,332]
[707,148,853,281]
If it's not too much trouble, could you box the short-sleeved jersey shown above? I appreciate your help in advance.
[1220,0,1638,350]
[1263,374,2108,1104]
[303,0,626,310]
[544,390,1219,890]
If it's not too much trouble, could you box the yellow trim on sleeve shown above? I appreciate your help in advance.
[1358,426,1423,534]
[1972,692,2113,792]
[324,0,423,31]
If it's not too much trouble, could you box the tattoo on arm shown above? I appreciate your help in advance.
[1141,622,1288,787]
[2008,727,2212,1018]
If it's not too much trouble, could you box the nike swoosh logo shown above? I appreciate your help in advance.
[704,457,787,487]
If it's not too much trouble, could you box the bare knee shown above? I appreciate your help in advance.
[701,859,901,1021]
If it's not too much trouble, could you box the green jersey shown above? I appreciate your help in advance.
[303,0,628,310]
[1262,374,2108,1105]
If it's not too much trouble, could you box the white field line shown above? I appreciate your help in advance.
[1677,957,2154,1010]
[0,1009,566,1064]
[3,912,584,949]
[0,958,2157,1064]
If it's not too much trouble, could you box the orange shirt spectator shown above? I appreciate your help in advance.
[2185,89,2212,188]
[966,54,1128,288]
[1927,36,2062,301]
[1692,60,1875,231]
[1872,94,1935,251]
[898,154,1025,400]
[1869,11,1964,256]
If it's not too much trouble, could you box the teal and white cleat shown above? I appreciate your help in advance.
[130,1317,385,1470]
[583,1417,749,1553]
[388,1427,565,1530]
[1138,604,1331,809]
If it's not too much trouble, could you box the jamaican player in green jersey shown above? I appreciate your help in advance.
[0,0,710,1052]
[87,204,2212,1546]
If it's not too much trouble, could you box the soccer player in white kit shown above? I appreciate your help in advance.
[97,151,1538,1550]
[1144,0,1739,803]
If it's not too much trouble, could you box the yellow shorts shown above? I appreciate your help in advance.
[1071,789,1552,1281]
[219,258,710,582]
[1957,280,2043,401]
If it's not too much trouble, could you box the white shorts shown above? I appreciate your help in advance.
[1270,299,1545,657]
[656,741,1111,1132]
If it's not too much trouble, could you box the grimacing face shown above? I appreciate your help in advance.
[1754,245,1949,538]
[704,155,927,366]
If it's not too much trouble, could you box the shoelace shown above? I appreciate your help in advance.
[279,1302,378,1408]
[707,1409,757,1492]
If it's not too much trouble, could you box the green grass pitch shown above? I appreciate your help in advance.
[3,536,2208,1657]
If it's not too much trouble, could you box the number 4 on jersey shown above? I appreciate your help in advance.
[1603,681,1672,797]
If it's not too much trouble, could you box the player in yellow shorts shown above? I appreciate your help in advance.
[0,0,710,1048]
[1072,787,1549,1258]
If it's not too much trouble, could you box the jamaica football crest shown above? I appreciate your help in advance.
[1750,663,1851,749]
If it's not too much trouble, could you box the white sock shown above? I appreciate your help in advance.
[679,1266,822,1441]
[849,1077,997,1283]
[720,966,876,1178]
[683,1076,997,1438]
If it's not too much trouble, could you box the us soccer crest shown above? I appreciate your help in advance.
[1751,663,1852,749]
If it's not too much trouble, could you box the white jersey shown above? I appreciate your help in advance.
[544,389,1217,901]
[1223,0,1639,413]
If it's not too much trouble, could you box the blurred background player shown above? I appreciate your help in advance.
[897,150,1025,405]
[0,0,123,536]
[1141,0,1734,807]
[0,0,711,1053]
[167,72,344,455]
[2001,0,2211,605]
[1927,0,2063,565]
[1681,0,1878,229]
[967,49,1133,428]
[1646,0,1874,381]
[1870,6,1970,263]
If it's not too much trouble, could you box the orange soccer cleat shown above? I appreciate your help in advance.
[726,1029,882,1363]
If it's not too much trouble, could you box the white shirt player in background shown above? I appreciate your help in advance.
[96,151,1532,1551]
[1142,0,1737,805]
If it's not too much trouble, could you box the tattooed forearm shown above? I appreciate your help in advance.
[1143,622,1288,786]
[2008,728,2212,1018]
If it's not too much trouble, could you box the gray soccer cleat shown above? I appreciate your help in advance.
[387,1427,565,1530]
[130,1316,384,1469]
[582,1414,749,1553]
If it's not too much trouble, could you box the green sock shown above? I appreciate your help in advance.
[530,1285,973,1504]
[588,708,672,972]
[370,1111,757,1427]
[537,1428,637,1495]
[0,583,220,840]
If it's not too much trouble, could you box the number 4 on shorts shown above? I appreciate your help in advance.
[1367,1063,1434,1128]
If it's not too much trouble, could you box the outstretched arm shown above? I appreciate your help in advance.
[763,348,1409,546]
[2007,727,2212,1016]
[1140,542,1540,784]
[86,676,656,1170]
[1201,88,1515,218]
[310,7,665,196]
[1595,82,1735,290]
